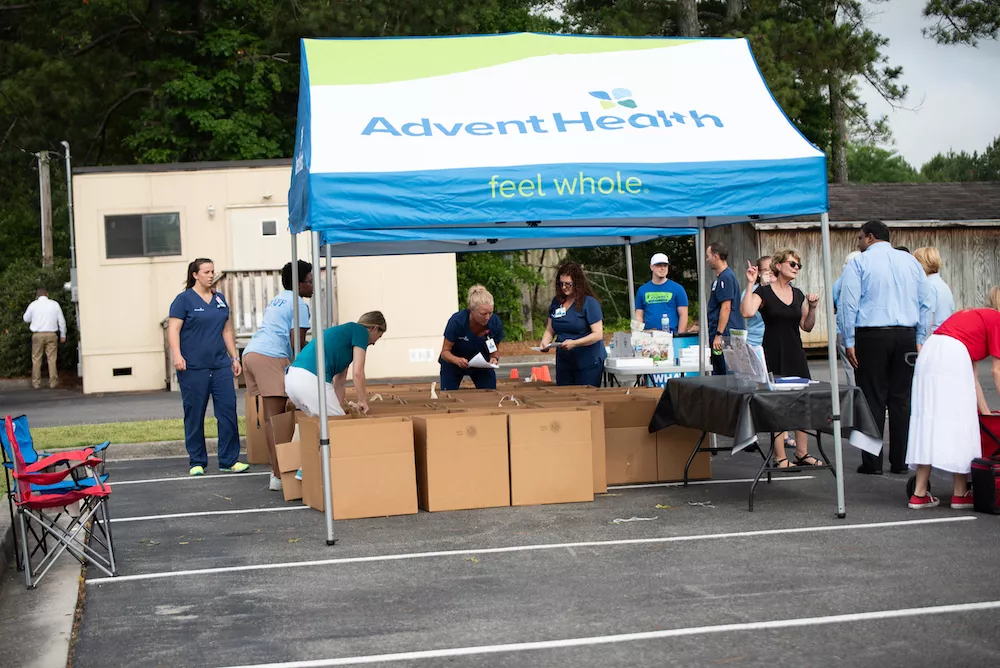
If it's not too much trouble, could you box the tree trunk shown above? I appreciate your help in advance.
[829,74,849,183]
[725,0,743,23]
[677,0,699,37]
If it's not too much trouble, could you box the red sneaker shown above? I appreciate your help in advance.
[908,494,940,509]
[951,490,974,509]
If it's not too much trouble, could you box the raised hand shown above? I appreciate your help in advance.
[745,260,758,284]
[806,293,819,308]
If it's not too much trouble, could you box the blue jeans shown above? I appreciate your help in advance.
[555,361,604,388]
[177,366,241,468]
[440,363,497,391]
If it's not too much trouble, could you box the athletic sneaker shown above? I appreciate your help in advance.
[269,474,283,492]
[294,468,303,481]
[908,493,940,509]
[189,465,205,476]
[220,462,250,473]
[951,490,974,509]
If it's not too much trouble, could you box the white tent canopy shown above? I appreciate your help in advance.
[288,33,845,544]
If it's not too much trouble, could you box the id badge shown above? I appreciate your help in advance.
[486,337,498,354]
[553,306,567,318]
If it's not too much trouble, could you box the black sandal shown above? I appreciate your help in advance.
[774,458,797,469]
[795,453,824,466]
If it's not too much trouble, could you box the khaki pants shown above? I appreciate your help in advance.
[31,332,59,389]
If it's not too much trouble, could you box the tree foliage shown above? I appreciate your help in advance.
[456,252,543,341]
[920,135,1000,181]
[846,144,920,183]
[923,0,1000,45]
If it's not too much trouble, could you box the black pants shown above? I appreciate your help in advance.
[855,327,916,471]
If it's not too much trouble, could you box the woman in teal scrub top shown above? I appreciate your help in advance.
[539,262,606,387]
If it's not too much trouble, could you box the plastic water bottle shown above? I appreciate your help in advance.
[661,314,670,332]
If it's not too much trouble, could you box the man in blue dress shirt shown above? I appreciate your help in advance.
[838,220,932,474]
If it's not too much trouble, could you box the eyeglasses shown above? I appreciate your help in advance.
[559,281,574,288]
[788,261,802,270]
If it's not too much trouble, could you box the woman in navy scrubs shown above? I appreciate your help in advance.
[167,258,248,476]
[439,285,504,390]
[540,262,606,387]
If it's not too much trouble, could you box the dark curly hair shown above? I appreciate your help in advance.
[554,261,599,312]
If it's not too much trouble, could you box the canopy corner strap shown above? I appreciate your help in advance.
[286,33,844,543]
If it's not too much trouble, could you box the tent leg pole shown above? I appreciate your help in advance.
[291,231,301,357]
[311,231,336,544]
[696,217,707,376]
[624,238,636,316]
[696,218,717,449]
[325,245,334,325]
[820,212,847,519]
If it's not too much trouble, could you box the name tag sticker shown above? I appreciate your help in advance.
[554,307,567,318]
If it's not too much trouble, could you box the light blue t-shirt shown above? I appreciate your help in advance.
[924,273,956,342]
[243,290,311,360]
[741,287,765,347]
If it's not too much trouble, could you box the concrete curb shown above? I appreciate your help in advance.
[104,437,248,461]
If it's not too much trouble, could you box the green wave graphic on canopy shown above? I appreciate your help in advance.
[304,33,704,86]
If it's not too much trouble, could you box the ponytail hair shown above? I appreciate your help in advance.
[358,311,387,333]
[185,258,213,289]
[467,284,495,310]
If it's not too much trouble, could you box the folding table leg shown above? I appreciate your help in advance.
[682,431,708,486]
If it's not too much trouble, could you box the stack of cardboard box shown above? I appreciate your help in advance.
[263,381,706,522]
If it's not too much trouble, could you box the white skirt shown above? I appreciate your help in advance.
[905,334,980,474]
[284,366,345,418]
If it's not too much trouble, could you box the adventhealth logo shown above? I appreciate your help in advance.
[361,89,722,138]
[589,88,637,110]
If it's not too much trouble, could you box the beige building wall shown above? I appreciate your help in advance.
[73,161,457,394]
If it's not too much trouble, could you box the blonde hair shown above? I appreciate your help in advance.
[913,247,942,275]
[771,249,801,267]
[357,311,387,332]
[988,287,1000,312]
[467,284,495,310]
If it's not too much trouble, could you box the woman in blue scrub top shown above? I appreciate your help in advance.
[167,258,248,477]
[540,262,606,387]
[439,285,504,390]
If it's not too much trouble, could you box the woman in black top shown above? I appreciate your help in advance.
[741,249,822,468]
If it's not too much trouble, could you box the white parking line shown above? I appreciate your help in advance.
[211,599,1000,668]
[113,472,270,485]
[86,516,974,585]
[609,475,815,490]
[107,506,310,523]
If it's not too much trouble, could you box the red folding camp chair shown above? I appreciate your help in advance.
[5,416,117,588]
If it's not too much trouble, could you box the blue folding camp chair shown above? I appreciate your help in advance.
[1,414,111,571]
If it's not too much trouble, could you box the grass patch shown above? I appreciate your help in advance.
[30,417,248,450]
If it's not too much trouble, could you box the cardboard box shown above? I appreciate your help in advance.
[412,413,510,512]
[363,402,443,417]
[605,426,659,484]
[270,411,302,501]
[298,415,418,519]
[656,426,711,482]
[597,396,658,429]
[508,408,594,506]
[540,385,596,394]
[244,393,271,465]
[525,399,607,494]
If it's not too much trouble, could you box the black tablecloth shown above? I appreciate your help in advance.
[648,376,881,450]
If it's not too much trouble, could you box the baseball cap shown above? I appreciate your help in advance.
[650,253,669,266]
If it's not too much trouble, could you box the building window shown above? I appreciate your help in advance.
[105,213,181,259]
[261,220,277,236]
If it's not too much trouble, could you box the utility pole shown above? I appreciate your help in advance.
[37,151,53,266]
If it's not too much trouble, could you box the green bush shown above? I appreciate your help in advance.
[0,259,78,378]
[456,252,543,341]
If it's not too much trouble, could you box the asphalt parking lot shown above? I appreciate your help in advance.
[74,442,1000,668]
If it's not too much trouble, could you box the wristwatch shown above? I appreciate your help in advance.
[716,331,724,337]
